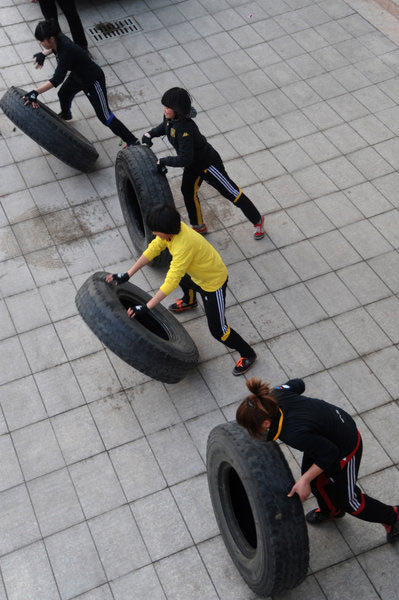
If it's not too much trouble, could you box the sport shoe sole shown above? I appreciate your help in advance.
[169,302,198,313]
[192,225,208,234]
[306,509,345,524]
[254,215,265,240]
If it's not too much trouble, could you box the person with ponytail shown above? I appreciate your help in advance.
[24,19,139,146]
[142,87,265,240]
[236,377,399,543]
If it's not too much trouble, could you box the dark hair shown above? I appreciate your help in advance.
[146,204,181,234]
[35,18,60,42]
[161,87,192,119]
[236,378,280,439]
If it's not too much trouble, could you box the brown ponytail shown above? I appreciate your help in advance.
[236,378,279,439]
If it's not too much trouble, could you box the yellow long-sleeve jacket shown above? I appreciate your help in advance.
[143,222,228,296]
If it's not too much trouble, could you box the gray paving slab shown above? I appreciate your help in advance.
[1,0,399,597]
[45,522,107,599]
[111,565,166,600]
[131,488,192,561]
[0,541,60,600]
[315,557,380,600]
[88,505,150,580]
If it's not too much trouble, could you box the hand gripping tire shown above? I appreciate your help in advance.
[0,87,98,172]
[75,272,199,384]
[115,145,174,269]
[207,423,309,597]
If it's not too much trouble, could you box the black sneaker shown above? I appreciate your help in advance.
[169,299,198,313]
[306,508,345,524]
[232,354,256,376]
[58,111,72,121]
[385,506,399,544]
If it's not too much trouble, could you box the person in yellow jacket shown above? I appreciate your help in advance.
[106,204,256,376]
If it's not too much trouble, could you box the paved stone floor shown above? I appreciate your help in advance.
[0,0,399,598]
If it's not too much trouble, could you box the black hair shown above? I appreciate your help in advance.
[161,87,192,120]
[146,204,181,235]
[35,18,60,42]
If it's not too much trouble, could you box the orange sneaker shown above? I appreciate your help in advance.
[169,298,198,313]
[232,354,256,376]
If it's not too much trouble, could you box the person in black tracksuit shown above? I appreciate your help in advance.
[35,0,88,50]
[236,377,399,543]
[24,20,138,146]
[142,87,265,240]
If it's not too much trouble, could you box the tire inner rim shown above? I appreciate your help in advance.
[125,177,145,238]
[219,462,257,556]
[117,292,170,340]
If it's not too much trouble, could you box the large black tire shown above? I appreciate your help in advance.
[0,87,98,172]
[115,145,174,268]
[207,423,309,597]
[75,272,199,384]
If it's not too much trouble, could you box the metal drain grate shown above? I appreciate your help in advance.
[87,16,142,44]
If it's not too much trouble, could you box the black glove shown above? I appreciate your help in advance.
[157,163,168,176]
[24,90,39,104]
[110,272,130,285]
[141,133,153,147]
[33,52,46,66]
[133,304,149,314]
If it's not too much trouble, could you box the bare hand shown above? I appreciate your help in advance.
[106,272,129,285]
[287,478,311,502]
[24,99,39,108]
[127,307,136,319]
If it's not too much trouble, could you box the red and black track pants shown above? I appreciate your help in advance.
[303,432,397,525]
[58,73,137,145]
[179,275,255,358]
[181,163,261,227]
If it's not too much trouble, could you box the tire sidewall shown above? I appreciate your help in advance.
[207,423,309,596]
[207,432,275,591]
[115,146,173,268]
[0,87,98,170]
[76,273,199,382]
[115,153,148,256]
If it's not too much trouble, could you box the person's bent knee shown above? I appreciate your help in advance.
[101,112,114,127]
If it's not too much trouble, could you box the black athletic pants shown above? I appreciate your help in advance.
[58,73,137,145]
[179,275,255,358]
[181,162,261,227]
[38,0,88,50]
[303,434,397,526]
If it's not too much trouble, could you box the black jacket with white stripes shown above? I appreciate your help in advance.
[50,32,103,88]
[149,116,220,172]
[267,379,358,476]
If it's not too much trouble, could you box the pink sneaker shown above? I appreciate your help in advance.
[192,223,208,234]
[254,215,265,240]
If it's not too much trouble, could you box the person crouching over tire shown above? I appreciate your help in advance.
[141,87,265,240]
[24,19,139,147]
[106,204,257,376]
[236,377,399,543]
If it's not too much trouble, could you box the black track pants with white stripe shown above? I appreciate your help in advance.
[179,275,255,358]
[58,73,137,145]
[303,440,396,525]
[181,163,261,226]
